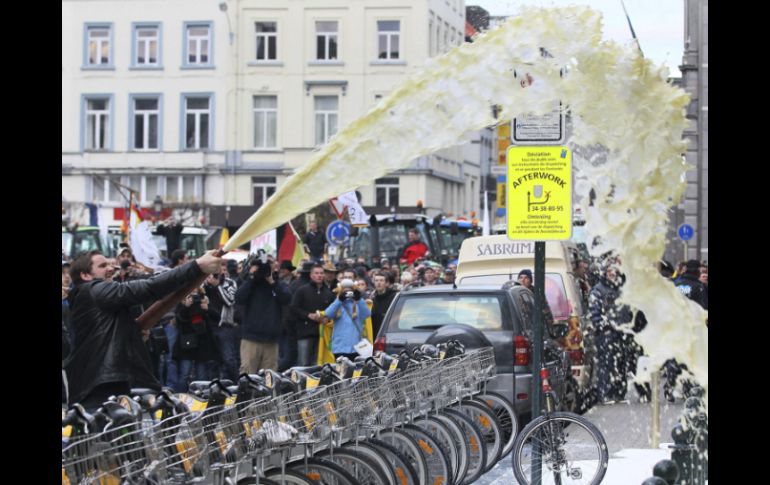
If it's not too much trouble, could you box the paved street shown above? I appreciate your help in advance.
[476,385,687,484]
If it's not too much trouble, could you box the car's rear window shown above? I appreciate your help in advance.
[460,273,571,319]
[388,294,506,331]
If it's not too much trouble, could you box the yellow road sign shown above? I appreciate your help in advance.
[506,146,572,240]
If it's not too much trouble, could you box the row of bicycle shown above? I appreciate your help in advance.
[62,342,520,485]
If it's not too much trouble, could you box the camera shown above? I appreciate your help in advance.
[120,260,131,270]
[191,294,202,305]
[344,291,355,300]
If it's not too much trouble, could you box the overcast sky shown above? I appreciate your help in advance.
[467,0,685,77]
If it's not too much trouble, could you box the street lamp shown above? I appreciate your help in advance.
[153,195,163,221]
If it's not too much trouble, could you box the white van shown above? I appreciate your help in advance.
[456,235,591,389]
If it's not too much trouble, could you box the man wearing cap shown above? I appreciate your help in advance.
[322,262,339,292]
[517,269,534,289]
[278,260,296,286]
[290,264,335,366]
[439,268,456,285]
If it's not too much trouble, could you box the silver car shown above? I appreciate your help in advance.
[375,284,574,423]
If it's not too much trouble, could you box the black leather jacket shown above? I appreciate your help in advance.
[65,261,205,404]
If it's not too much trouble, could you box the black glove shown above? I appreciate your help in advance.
[338,291,346,301]
[353,289,361,301]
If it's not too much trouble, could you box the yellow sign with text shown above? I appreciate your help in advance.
[506,146,572,240]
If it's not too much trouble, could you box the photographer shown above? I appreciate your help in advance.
[235,258,292,373]
[173,287,218,391]
[323,278,371,360]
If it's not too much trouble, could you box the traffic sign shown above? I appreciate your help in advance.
[327,220,351,246]
[506,146,572,240]
[512,100,565,145]
[678,224,694,241]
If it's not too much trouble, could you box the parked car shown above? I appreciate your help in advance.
[373,284,576,424]
[455,235,594,391]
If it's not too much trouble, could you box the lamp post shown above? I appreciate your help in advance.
[153,195,163,222]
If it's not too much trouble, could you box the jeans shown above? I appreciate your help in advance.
[177,360,210,392]
[278,332,297,371]
[594,329,627,401]
[213,325,241,382]
[296,337,318,367]
[161,323,179,391]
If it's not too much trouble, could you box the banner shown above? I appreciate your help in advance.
[129,220,162,269]
[249,230,277,256]
[336,191,369,227]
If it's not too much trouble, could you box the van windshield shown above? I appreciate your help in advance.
[459,273,571,319]
[388,293,506,331]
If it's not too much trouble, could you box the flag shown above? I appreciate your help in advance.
[278,222,306,267]
[218,227,230,248]
[129,220,161,269]
[337,191,369,227]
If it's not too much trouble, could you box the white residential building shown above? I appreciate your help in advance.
[62,0,484,230]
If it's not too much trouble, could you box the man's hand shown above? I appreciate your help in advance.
[200,296,209,311]
[308,312,320,322]
[265,273,275,285]
[196,250,223,274]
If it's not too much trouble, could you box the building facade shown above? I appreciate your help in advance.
[674,0,708,263]
[62,0,485,230]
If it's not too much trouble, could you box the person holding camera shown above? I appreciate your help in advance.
[173,287,218,391]
[323,278,371,361]
[235,258,292,373]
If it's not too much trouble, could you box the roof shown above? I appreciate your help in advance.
[401,284,503,295]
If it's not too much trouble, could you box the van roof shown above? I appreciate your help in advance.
[456,235,576,281]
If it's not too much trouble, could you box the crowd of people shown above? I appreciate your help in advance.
[61,228,465,407]
[61,220,708,410]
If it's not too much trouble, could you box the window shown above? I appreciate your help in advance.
[252,176,277,208]
[315,21,338,60]
[92,175,201,204]
[429,15,434,56]
[253,96,277,148]
[134,24,160,66]
[131,96,160,150]
[377,20,400,59]
[314,96,338,145]
[375,177,399,207]
[85,25,111,66]
[444,22,450,52]
[183,95,211,150]
[184,23,212,66]
[84,97,110,150]
[255,22,277,60]
[389,294,507,331]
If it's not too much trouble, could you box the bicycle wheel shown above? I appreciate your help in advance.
[238,478,281,485]
[430,413,470,485]
[315,448,388,485]
[343,441,398,485]
[473,391,519,458]
[378,428,429,485]
[452,399,504,472]
[414,416,460,484]
[440,409,487,485]
[265,468,320,484]
[400,424,452,485]
[512,412,609,485]
[366,438,420,485]
[287,457,357,485]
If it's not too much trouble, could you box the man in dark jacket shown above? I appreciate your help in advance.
[65,249,222,410]
[588,264,633,404]
[235,259,292,373]
[290,264,335,366]
[303,221,327,263]
[371,271,398,337]
[203,270,240,381]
